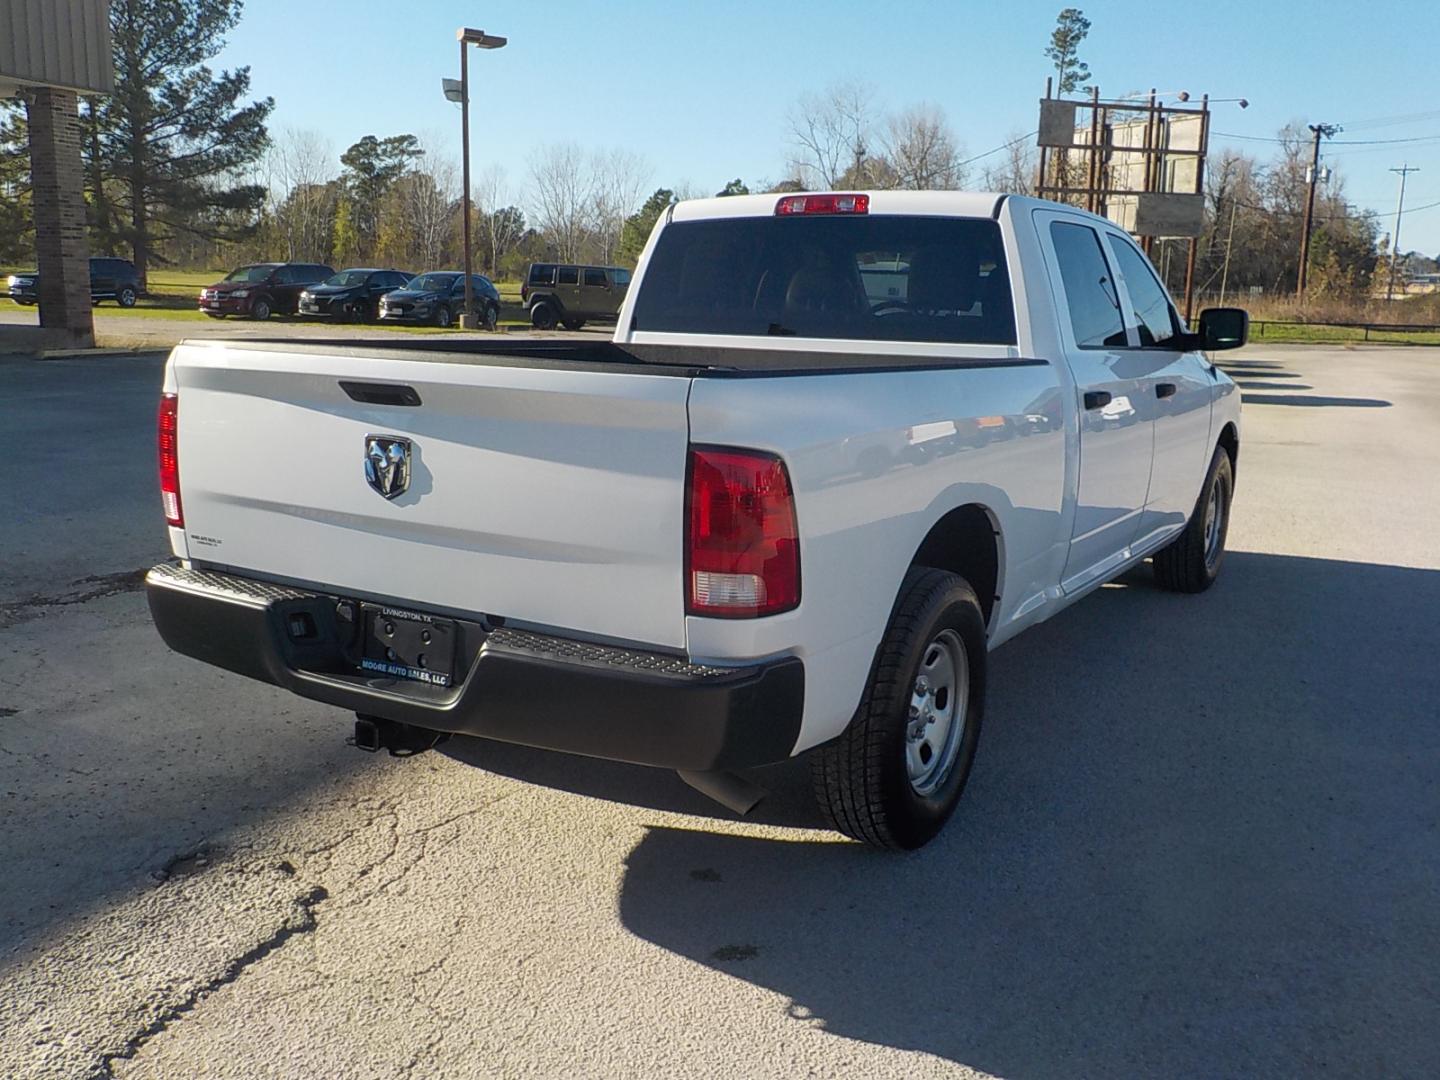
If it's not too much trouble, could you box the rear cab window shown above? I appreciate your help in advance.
[528,264,556,286]
[630,215,1016,345]
[557,267,580,286]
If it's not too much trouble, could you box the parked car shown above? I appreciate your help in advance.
[377,272,501,329]
[6,256,142,307]
[298,268,412,322]
[145,190,1247,851]
[522,263,631,330]
[198,262,333,320]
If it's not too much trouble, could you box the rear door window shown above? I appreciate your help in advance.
[557,266,580,286]
[1047,221,1126,349]
[528,264,556,285]
[631,215,1016,344]
[583,268,608,287]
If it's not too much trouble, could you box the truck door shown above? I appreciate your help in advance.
[1102,232,1215,549]
[1037,213,1156,592]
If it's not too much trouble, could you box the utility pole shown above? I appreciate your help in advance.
[1296,122,1340,301]
[1219,195,1240,305]
[1386,164,1420,302]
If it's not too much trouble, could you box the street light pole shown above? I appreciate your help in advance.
[459,37,472,327]
[454,28,507,330]
[1386,164,1419,302]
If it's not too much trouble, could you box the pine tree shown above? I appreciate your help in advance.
[97,0,273,284]
[1045,8,1093,95]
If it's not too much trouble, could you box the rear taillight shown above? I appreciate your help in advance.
[158,392,182,527]
[521,283,529,301]
[686,447,799,618]
[775,193,870,216]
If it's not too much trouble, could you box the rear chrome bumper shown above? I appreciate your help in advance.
[145,563,804,771]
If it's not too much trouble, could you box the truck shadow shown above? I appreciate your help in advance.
[612,552,1440,1077]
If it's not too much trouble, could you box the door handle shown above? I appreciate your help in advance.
[1083,390,1112,410]
[1156,382,1178,399]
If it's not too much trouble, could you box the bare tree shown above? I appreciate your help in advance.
[980,131,1038,196]
[529,142,593,262]
[475,164,524,276]
[263,128,337,262]
[402,154,458,270]
[882,104,965,190]
[786,79,876,189]
[589,148,650,263]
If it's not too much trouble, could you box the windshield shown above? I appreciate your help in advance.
[323,271,371,287]
[631,215,1016,345]
[223,265,275,283]
[406,273,458,293]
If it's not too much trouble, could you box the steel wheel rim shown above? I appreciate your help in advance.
[905,628,969,797]
[1203,481,1224,569]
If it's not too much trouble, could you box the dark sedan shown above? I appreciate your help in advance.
[298,268,412,322]
[377,272,501,329]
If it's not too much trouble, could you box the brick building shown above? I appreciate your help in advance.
[1,0,114,351]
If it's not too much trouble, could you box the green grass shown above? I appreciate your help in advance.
[1249,321,1440,346]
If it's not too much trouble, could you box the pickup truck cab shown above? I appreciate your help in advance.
[147,191,1245,850]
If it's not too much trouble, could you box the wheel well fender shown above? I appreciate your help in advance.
[908,503,1003,630]
[1217,421,1239,475]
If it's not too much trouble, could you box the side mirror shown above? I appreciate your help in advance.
[1197,307,1249,351]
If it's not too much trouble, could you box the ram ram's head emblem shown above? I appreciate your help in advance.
[364,435,411,500]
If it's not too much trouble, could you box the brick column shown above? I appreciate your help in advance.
[26,86,94,348]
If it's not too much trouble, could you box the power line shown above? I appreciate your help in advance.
[958,131,1037,167]
[1213,130,1440,146]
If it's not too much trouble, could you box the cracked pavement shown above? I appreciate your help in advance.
[3,348,1439,1079]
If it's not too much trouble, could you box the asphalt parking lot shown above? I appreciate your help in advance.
[2,343,1438,1079]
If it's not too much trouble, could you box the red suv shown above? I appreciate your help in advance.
[199,262,334,320]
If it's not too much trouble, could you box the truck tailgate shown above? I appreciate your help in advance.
[169,342,691,649]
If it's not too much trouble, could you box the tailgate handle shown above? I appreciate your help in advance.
[339,381,422,407]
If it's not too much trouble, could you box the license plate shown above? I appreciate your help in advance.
[358,604,455,687]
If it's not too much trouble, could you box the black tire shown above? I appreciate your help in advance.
[117,286,137,308]
[530,303,557,331]
[250,297,272,321]
[1153,445,1234,593]
[563,318,586,331]
[433,304,453,329]
[483,303,499,331]
[812,567,987,851]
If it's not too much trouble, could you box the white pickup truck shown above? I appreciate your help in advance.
[147,191,1246,850]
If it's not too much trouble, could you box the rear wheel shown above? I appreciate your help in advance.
[1153,445,1234,593]
[116,286,137,308]
[530,303,557,331]
[812,567,987,850]
[250,298,272,321]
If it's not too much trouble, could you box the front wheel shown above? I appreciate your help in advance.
[1153,445,1234,593]
[250,298,272,321]
[117,286,137,308]
[433,304,453,328]
[483,303,498,331]
[812,567,987,850]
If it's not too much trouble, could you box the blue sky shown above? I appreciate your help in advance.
[213,0,1440,254]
